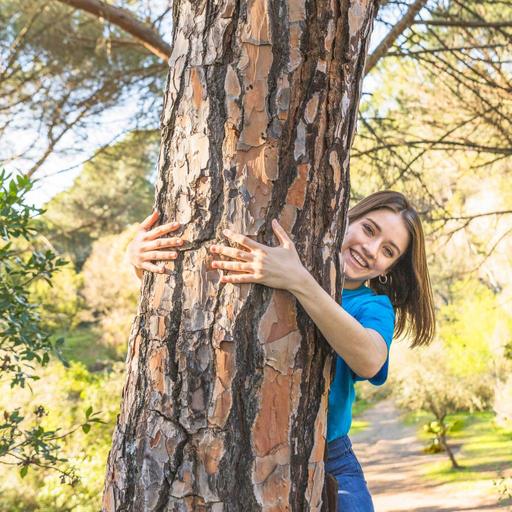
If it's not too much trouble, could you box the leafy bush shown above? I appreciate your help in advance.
[0,361,125,511]
[0,170,106,487]
[0,170,67,387]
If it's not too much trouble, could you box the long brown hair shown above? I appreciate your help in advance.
[347,191,435,347]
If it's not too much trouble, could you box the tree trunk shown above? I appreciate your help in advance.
[439,433,462,470]
[103,1,377,510]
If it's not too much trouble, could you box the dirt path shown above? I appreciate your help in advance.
[350,399,511,512]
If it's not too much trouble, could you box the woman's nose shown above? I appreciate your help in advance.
[362,241,378,260]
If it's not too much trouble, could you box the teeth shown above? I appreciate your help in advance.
[351,250,367,268]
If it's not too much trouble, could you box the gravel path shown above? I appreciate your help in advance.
[350,399,511,512]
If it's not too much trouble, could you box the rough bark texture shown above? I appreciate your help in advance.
[103,1,377,510]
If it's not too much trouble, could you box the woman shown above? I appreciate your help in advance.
[128,191,435,511]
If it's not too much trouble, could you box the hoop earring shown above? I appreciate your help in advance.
[378,274,388,285]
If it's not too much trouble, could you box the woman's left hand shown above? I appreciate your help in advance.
[209,219,308,293]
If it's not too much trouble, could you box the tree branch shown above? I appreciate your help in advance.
[435,210,512,223]
[385,43,505,57]
[415,20,512,28]
[365,0,429,75]
[56,0,171,61]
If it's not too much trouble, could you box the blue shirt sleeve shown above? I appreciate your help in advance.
[352,295,395,386]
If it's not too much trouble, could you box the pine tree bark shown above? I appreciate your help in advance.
[103,1,377,510]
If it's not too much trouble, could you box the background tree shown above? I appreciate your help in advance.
[41,130,157,267]
[395,344,488,469]
[0,0,168,176]
[352,0,512,268]
[391,278,512,469]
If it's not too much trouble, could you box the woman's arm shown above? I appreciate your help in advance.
[289,271,388,379]
[209,220,387,379]
[127,211,184,280]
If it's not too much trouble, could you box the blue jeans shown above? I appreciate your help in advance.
[326,436,375,512]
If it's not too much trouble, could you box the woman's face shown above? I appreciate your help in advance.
[341,208,410,287]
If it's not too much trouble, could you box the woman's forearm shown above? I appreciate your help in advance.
[208,222,388,377]
[289,270,387,379]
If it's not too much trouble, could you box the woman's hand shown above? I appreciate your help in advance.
[127,211,184,279]
[209,219,308,293]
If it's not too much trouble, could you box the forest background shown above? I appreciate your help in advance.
[0,0,511,510]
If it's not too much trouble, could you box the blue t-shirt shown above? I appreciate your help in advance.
[327,285,395,442]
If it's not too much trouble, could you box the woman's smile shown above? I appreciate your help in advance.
[348,248,369,269]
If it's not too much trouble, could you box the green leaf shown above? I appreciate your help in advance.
[448,419,465,433]
[20,465,28,478]
[85,406,93,419]
[82,423,91,434]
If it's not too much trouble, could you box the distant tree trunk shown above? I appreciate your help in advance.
[439,433,461,469]
[103,1,377,510]
[436,424,462,470]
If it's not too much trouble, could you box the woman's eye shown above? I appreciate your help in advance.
[363,224,374,235]
[384,248,393,257]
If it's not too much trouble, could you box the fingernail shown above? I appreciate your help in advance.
[173,222,180,227]
[223,229,231,236]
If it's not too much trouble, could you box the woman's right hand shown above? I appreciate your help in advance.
[127,211,184,279]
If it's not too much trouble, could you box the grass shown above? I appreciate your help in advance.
[405,410,512,488]
[350,419,370,434]
[55,325,124,370]
[351,397,374,434]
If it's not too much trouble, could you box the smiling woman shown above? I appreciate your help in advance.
[342,209,410,285]
[128,190,436,512]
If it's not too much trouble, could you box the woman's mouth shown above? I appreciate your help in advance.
[348,249,369,269]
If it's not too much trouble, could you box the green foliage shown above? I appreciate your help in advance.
[0,170,67,387]
[41,130,157,267]
[0,170,108,486]
[422,419,465,454]
[495,477,512,502]
[0,402,101,485]
[30,265,84,331]
[81,225,141,355]
[56,326,122,371]
[393,341,492,468]
[504,341,512,361]
[396,344,490,417]
[439,279,503,379]
[392,275,512,463]
[414,411,512,492]
[0,361,125,511]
